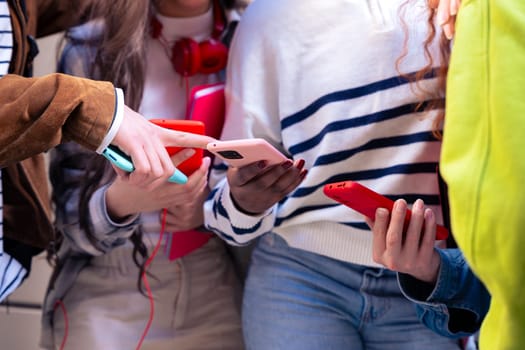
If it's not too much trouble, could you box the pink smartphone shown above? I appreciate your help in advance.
[206,138,288,167]
[323,180,449,240]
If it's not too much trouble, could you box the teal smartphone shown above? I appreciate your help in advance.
[102,145,188,184]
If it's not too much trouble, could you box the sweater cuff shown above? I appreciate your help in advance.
[0,251,27,301]
[398,272,437,302]
[220,182,273,227]
[89,184,139,237]
[96,88,124,153]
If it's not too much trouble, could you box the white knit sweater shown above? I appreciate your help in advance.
[205,0,444,267]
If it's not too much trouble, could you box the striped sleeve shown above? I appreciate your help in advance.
[0,0,27,302]
[0,254,27,301]
[0,0,12,76]
[204,177,277,246]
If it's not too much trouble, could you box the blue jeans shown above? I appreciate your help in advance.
[242,233,461,350]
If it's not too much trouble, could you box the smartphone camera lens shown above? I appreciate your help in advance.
[218,150,243,159]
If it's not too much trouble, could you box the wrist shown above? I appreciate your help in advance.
[229,192,264,216]
[414,250,442,284]
[105,181,136,221]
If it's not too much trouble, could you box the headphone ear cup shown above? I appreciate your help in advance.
[198,39,228,75]
[172,38,201,77]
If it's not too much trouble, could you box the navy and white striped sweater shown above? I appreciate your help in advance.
[204,0,444,266]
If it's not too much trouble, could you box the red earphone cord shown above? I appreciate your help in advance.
[135,208,168,350]
[55,208,168,350]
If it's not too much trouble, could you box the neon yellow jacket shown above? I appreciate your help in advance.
[441,1,525,349]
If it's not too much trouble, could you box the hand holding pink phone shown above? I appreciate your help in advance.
[208,138,307,215]
[206,138,288,167]
[323,180,449,240]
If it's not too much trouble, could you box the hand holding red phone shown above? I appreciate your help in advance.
[162,158,211,232]
[111,107,213,188]
[163,178,210,232]
[366,198,442,284]
[323,180,448,240]
[105,151,210,222]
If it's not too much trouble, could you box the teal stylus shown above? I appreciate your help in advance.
[102,145,188,184]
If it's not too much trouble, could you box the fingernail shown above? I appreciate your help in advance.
[393,201,400,211]
[257,160,267,169]
[413,199,424,210]
[168,168,188,184]
[393,199,406,211]
[282,160,293,169]
[377,208,389,217]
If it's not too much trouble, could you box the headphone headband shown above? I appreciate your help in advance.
[211,0,226,40]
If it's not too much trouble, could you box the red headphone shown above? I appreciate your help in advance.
[150,0,228,77]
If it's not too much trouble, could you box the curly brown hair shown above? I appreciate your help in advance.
[397,0,451,139]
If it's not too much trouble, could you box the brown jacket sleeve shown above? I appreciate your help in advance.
[0,73,116,168]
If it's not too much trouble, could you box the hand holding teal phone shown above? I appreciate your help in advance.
[102,145,188,184]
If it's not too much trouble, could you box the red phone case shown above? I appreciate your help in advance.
[186,83,225,139]
[150,119,205,176]
[323,180,449,240]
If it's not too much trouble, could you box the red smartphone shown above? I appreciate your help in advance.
[150,119,205,176]
[206,138,288,168]
[186,83,225,139]
[323,180,449,240]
